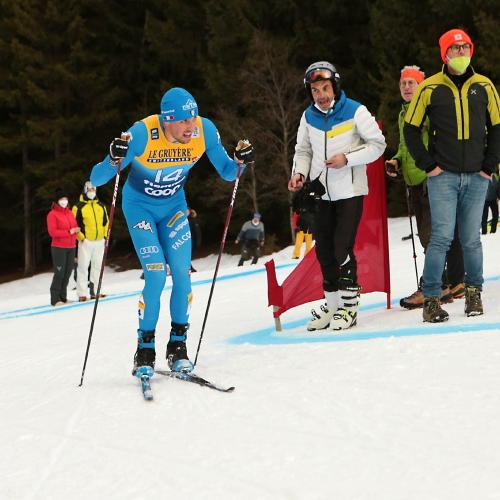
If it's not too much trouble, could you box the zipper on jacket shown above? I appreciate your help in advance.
[459,88,465,173]
[324,113,331,200]
[91,202,98,240]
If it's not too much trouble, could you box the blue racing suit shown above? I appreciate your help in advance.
[91,114,242,331]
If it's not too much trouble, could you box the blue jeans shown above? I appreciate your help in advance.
[422,171,489,298]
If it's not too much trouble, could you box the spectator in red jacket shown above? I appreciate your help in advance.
[47,188,81,306]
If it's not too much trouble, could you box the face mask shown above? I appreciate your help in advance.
[87,192,96,200]
[58,200,68,208]
[448,56,470,74]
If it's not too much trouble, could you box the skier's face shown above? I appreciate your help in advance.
[310,80,335,111]
[163,117,197,144]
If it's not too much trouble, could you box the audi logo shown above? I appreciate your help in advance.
[140,246,159,254]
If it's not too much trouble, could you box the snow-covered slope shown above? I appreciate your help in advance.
[1,218,499,499]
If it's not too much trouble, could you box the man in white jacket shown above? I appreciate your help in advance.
[289,61,386,331]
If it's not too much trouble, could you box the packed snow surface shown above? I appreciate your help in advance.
[1,218,499,499]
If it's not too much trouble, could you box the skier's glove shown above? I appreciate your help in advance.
[110,136,130,160]
[234,140,255,164]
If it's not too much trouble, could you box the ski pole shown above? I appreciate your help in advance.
[405,184,419,288]
[79,135,128,386]
[194,161,244,366]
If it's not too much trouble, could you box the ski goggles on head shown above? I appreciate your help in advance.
[305,68,334,83]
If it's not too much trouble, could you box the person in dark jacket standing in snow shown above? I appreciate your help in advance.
[47,188,80,306]
[235,213,265,266]
[404,28,500,321]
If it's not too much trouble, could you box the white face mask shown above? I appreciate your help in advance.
[58,199,68,208]
[87,191,96,200]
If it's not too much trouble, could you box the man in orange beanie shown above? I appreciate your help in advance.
[404,29,500,322]
[387,66,465,310]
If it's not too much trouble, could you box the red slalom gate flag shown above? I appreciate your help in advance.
[266,150,391,320]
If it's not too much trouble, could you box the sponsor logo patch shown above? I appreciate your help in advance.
[133,220,154,233]
[146,263,164,271]
[140,246,159,255]
[167,211,184,227]
[151,128,159,140]
[182,99,197,110]
[138,294,145,319]
[171,231,191,250]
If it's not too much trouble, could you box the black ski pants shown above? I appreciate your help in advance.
[314,196,364,292]
[50,246,76,305]
[238,240,260,266]
[482,199,498,234]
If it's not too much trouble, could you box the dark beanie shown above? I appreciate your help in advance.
[55,187,69,201]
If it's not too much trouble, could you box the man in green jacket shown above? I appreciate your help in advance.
[386,66,464,309]
[404,29,500,322]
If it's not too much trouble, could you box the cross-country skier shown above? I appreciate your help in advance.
[90,87,254,377]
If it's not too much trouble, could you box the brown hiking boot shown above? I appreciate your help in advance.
[400,289,424,309]
[464,286,483,317]
[423,296,449,323]
[450,282,465,299]
[440,286,454,304]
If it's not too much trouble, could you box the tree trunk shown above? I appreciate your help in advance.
[23,146,34,276]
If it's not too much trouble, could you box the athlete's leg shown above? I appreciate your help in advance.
[159,208,193,325]
[123,204,167,332]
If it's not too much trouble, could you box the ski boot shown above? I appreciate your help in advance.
[132,329,156,378]
[330,282,360,331]
[307,291,339,331]
[166,322,194,373]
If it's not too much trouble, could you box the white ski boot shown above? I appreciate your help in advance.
[307,291,339,331]
[330,286,360,331]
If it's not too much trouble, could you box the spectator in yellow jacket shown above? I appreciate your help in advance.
[72,181,109,301]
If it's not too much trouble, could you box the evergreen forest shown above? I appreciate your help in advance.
[1,0,499,277]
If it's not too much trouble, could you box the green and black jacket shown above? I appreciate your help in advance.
[403,66,500,176]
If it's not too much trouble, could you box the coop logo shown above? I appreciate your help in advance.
[182,99,197,111]
[146,263,164,271]
[133,220,153,233]
[140,246,159,255]
[145,185,182,197]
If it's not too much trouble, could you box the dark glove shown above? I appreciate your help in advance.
[110,138,129,160]
[297,212,314,233]
[234,140,255,164]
